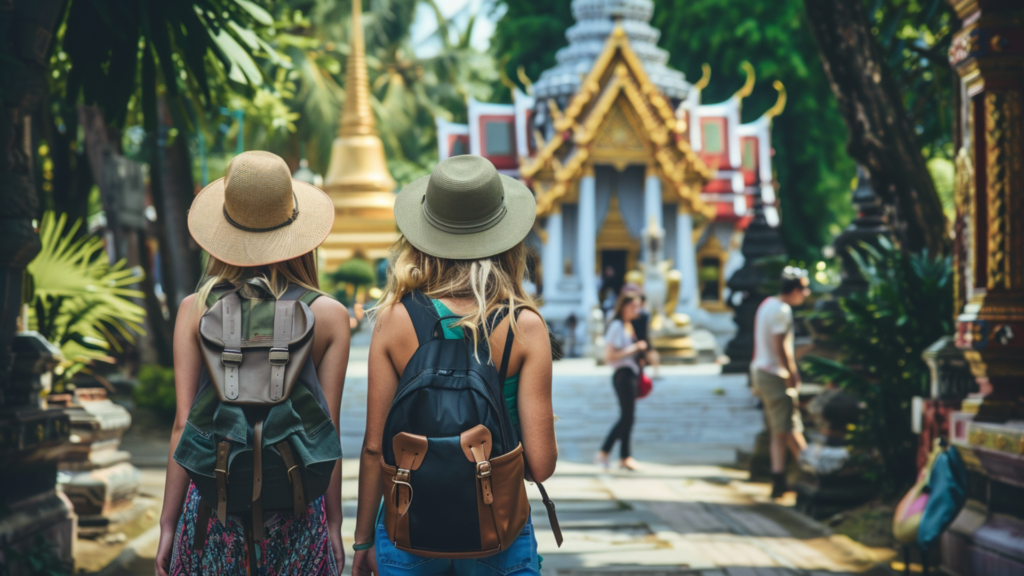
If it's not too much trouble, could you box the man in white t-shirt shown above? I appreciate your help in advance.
[751,267,810,498]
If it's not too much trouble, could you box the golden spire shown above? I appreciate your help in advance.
[340,0,374,137]
[323,0,395,195]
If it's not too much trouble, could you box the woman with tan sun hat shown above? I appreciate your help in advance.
[156,151,350,575]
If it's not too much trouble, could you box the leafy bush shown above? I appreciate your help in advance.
[801,237,953,492]
[27,212,146,390]
[331,258,376,287]
[133,364,177,421]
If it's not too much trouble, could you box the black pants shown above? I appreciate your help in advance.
[601,368,637,459]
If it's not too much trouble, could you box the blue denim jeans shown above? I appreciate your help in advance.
[375,515,540,575]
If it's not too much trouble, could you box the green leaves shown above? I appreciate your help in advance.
[802,238,953,492]
[56,0,277,128]
[27,212,146,388]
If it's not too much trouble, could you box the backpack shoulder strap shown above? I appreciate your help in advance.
[204,282,240,308]
[400,290,438,346]
[496,308,520,383]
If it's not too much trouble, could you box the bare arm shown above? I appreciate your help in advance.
[155,295,203,575]
[310,298,351,559]
[603,322,645,364]
[772,333,798,386]
[515,311,557,483]
[354,305,404,545]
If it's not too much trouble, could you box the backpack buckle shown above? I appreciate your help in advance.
[221,349,243,366]
[476,461,492,478]
[268,347,289,365]
[395,468,411,483]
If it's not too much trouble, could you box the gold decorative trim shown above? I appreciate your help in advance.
[984,90,1017,290]
[764,81,787,120]
[733,62,756,102]
[966,421,1024,457]
[693,64,711,91]
[954,147,975,316]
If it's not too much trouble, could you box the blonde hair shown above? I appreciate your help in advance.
[372,237,541,357]
[193,251,326,316]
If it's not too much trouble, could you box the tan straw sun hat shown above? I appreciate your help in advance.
[188,151,335,267]
[394,155,536,260]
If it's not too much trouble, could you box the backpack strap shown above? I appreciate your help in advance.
[400,290,439,346]
[270,301,294,402]
[497,313,516,383]
[221,292,243,401]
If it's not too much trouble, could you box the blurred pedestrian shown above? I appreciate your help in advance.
[596,292,646,471]
[752,266,810,498]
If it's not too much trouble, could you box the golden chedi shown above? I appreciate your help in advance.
[320,0,397,270]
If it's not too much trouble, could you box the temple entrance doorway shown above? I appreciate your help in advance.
[600,249,628,308]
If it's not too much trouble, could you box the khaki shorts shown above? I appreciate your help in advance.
[752,369,803,434]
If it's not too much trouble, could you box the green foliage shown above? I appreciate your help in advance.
[133,364,178,421]
[53,0,277,130]
[492,0,856,262]
[27,212,146,388]
[869,0,958,161]
[332,257,377,287]
[801,237,953,492]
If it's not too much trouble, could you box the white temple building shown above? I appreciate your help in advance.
[436,0,785,358]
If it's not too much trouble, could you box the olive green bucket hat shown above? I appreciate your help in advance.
[394,155,536,260]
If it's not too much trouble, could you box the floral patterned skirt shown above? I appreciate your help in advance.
[169,481,339,576]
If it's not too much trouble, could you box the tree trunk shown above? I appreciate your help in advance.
[149,96,201,326]
[803,0,949,255]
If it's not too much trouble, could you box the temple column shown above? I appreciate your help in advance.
[578,169,598,314]
[941,2,1024,573]
[676,210,699,309]
[542,210,563,302]
[643,167,663,263]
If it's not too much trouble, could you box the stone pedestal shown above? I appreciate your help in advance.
[942,2,1024,573]
[722,193,786,374]
[794,386,880,519]
[0,333,76,573]
[49,388,142,536]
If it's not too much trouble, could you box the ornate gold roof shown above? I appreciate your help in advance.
[524,26,713,219]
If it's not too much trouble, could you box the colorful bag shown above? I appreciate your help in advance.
[893,438,944,544]
[637,371,653,399]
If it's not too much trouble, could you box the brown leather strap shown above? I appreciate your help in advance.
[392,433,428,517]
[215,441,231,524]
[269,301,293,401]
[276,441,306,516]
[193,498,212,551]
[252,419,264,541]
[469,444,494,505]
[461,426,495,506]
[535,481,563,547]
[221,293,242,401]
[245,523,258,573]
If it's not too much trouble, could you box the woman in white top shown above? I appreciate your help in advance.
[596,292,647,471]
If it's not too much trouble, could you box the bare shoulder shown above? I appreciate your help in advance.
[373,301,410,334]
[516,309,548,336]
[175,294,200,328]
[310,296,350,333]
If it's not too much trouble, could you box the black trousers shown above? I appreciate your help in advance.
[601,368,637,459]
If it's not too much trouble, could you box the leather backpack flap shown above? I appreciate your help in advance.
[480,442,529,551]
[199,296,316,405]
[381,433,428,549]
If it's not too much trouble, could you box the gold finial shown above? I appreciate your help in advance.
[613,24,626,38]
[694,63,711,91]
[339,0,374,137]
[517,65,534,96]
[764,80,787,119]
[499,56,517,95]
[733,61,755,101]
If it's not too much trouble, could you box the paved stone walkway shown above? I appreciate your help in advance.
[90,346,895,575]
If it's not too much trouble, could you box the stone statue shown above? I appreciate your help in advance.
[637,218,696,363]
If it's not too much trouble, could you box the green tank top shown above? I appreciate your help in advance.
[431,300,521,431]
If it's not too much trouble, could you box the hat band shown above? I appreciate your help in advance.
[422,196,507,235]
[223,193,300,233]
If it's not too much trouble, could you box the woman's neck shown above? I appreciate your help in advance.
[436,296,478,316]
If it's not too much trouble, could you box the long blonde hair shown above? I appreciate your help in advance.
[193,251,326,316]
[372,237,541,356]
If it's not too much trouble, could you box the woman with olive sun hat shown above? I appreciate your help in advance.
[351,155,558,574]
[156,150,350,576]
